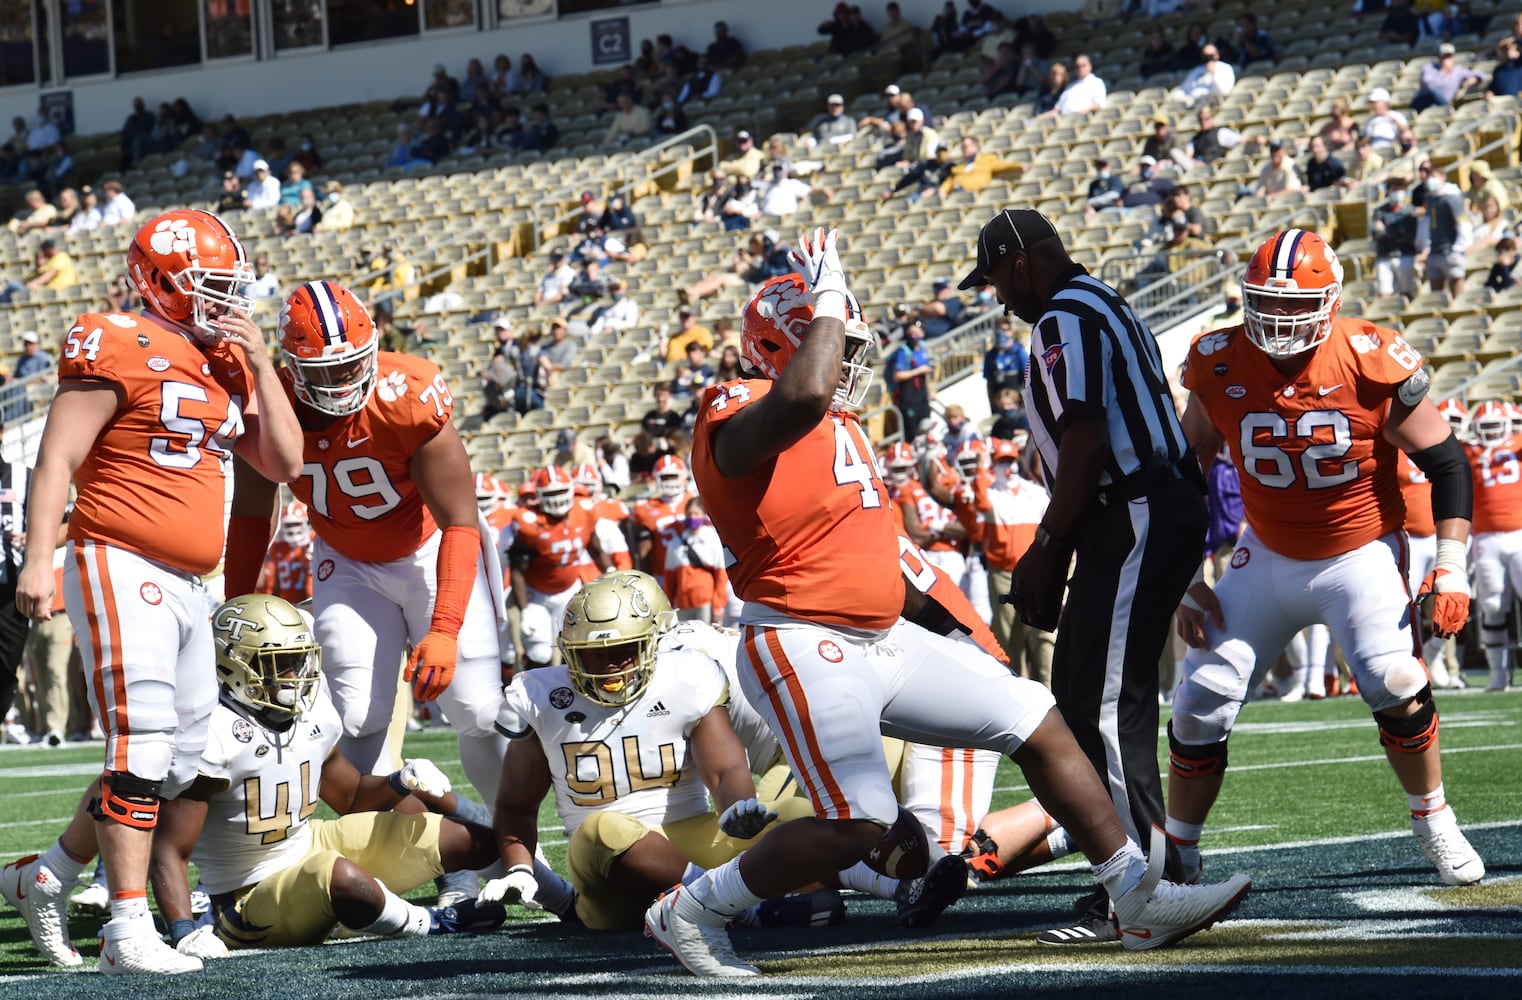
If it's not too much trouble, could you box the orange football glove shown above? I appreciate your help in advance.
[1418,568,1470,639]
[405,630,458,702]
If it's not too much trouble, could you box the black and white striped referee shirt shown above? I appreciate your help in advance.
[1023,266,1188,491]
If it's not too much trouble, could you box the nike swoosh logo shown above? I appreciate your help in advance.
[226,367,241,377]
[346,436,370,448]
[104,953,116,966]
[1122,927,1152,938]
[1319,384,1343,396]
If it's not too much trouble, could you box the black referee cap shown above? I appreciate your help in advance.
[958,209,1060,290]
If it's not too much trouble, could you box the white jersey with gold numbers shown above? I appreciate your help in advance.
[497,651,726,838]
[657,620,781,775]
[192,685,342,895]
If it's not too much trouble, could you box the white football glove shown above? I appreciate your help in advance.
[479,864,542,910]
[718,797,779,840]
[789,227,851,320]
[175,925,228,959]
[391,758,451,796]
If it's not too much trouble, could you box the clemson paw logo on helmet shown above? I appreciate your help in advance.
[375,371,408,402]
[149,218,199,258]
[754,280,812,339]
[139,582,163,605]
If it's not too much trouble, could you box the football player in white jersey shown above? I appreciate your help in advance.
[148,594,511,952]
[485,572,823,931]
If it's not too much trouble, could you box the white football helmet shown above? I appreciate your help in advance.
[1471,400,1511,448]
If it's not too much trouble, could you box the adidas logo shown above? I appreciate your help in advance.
[307,724,323,741]
[646,701,670,717]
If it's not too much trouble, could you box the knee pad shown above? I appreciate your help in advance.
[1480,614,1509,648]
[91,771,164,830]
[1358,650,1429,709]
[1169,677,1241,746]
[1167,721,1229,779]
[1377,686,1438,754]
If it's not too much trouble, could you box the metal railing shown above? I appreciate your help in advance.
[1100,248,1242,329]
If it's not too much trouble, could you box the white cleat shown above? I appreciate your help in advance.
[644,884,759,977]
[0,854,82,967]
[1411,810,1485,886]
[71,880,110,915]
[98,918,203,975]
[1112,830,1251,951]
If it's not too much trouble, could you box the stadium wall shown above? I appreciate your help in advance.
[0,1,1081,139]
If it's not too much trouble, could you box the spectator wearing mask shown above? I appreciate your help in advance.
[652,92,689,136]
[292,187,322,234]
[14,330,52,380]
[814,94,857,145]
[1304,136,1348,191]
[1143,116,1178,164]
[941,403,982,459]
[213,170,250,214]
[888,320,933,437]
[989,386,1029,439]
[984,323,1030,403]
[68,186,102,234]
[598,194,641,239]
[1416,164,1471,295]
[663,496,727,623]
[719,173,760,230]
[1413,42,1485,111]
[1084,157,1125,215]
[315,181,355,232]
[588,279,640,336]
[1122,155,1175,208]
[917,277,967,337]
[247,159,281,210]
[1172,45,1234,107]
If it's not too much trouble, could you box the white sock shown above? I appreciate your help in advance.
[108,893,151,924]
[40,841,88,885]
[1092,841,1146,901]
[835,861,898,900]
[688,857,763,917]
[1286,662,1308,694]
[360,885,431,937]
[1046,825,1074,860]
[1409,784,1447,819]
[532,857,576,915]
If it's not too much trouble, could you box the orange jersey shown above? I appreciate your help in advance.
[898,535,1008,666]
[259,540,313,603]
[1470,437,1522,533]
[509,500,599,593]
[975,474,1049,571]
[63,311,253,575]
[692,379,904,631]
[483,503,518,549]
[285,352,451,564]
[1397,451,1435,537]
[632,495,688,579]
[895,481,958,552]
[1182,318,1420,561]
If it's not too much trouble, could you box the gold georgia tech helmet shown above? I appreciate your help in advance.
[560,571,673,706]
[213,594,322,721]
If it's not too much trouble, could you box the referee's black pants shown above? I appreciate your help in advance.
[0,582,33,721]
[1050,476,1205,882]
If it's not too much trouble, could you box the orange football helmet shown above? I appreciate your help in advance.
[653,455,688,501]
[127,209,254,343]
[1241,229,1344,358]
[740,274,874,409]
[518,480,539,508]
[884,441,917,486]
[570,462,603,498]
[279,280,378,417]
[954,439,987,481]
[278,501,310,547]
[1470,400,1511,448]
[988,438,1020,464]
[531,465,575,517]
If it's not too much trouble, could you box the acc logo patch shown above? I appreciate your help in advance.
[1041,343,1065,372]
[1225,384,1247,399]
[147,356,171,372]
[139,582,163,605]
[818,640,845,663]
[549,686,575,709]
[316,559,335,581]
[376,371,409,402]
[1230,547,1251,568]
[231,718,254,743]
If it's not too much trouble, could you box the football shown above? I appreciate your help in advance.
[864,807,930,880]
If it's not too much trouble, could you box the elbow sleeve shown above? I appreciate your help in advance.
[1408,434,1473,523]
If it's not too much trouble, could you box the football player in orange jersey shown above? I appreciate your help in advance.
[1466,400,1522,692]
[971,437,1055,684]
[506,465,609,638]
[229,280,509,810]
[647,236,1250,977]
[257,501,314,603]
[571,462,634,575]
[632,454,691,586]
[3,209,304,975]
[887,442,968,583]
[1169,229,1484,887]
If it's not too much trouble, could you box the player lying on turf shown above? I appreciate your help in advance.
[486,572,839,930]
[147,594,514,954]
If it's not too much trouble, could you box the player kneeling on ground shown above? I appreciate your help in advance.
[487,572,825,930]
[149,595,507,954]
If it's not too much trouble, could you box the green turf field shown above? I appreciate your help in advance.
[2,687,1519,998]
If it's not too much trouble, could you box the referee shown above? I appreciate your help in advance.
[958,209,1205,938]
